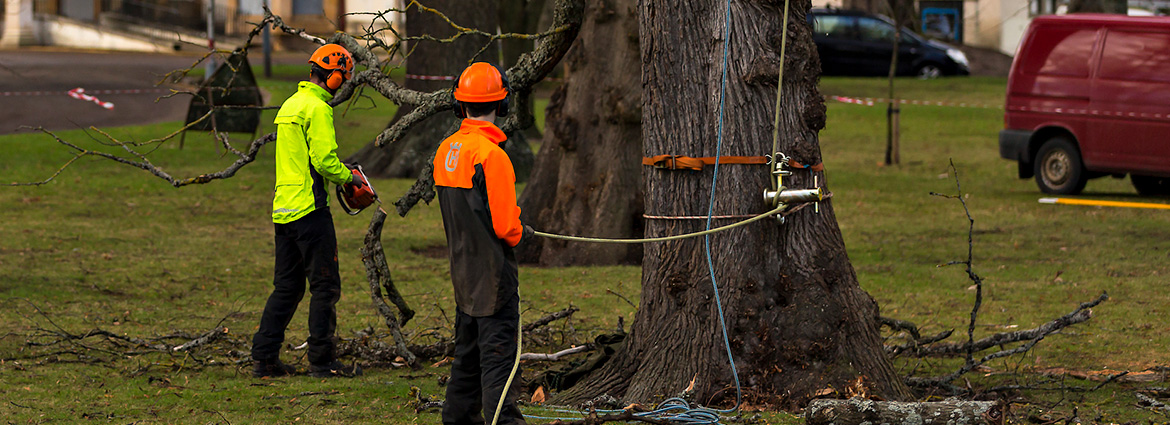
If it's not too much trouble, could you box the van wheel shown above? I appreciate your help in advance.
[1033,136,1086,195]
[1131,175,1170,196]
[916,64,942,79]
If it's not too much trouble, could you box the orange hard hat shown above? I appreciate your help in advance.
[308,44,354,89]
[453,62,508,103]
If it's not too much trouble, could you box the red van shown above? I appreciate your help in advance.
[999,14,1170,195]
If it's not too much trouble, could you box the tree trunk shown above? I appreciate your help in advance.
[1067,0,1126,13]
[499,0,547,141]
[516,0,643,266]
[552,0,912,407]
[806,398,1005,425]
[346,0,534,181]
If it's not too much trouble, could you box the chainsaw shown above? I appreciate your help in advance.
[336,164,379,215]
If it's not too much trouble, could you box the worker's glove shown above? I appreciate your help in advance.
[521,225,535,244]
[344,169,366,196]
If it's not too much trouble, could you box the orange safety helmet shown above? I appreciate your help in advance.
[452,62,510,118]
[308,44,354,91]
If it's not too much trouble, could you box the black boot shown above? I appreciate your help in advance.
[252,358,297,378]
[310,360,363,378]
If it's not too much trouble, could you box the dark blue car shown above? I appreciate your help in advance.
[809,9,970,78]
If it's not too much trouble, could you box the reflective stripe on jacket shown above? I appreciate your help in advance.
[433,119,524,317]
[272,81,353,224]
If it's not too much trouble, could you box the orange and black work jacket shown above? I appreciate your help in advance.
[433,119,525,317]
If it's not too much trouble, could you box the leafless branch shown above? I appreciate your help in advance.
[520,344,594,361]
[523,306,580,332]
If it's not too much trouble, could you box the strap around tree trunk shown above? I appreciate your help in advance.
[642,155,824,172]
[642,155,768,171]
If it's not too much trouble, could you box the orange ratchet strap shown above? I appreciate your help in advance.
[642,155,823,172]
[642,155,767,171]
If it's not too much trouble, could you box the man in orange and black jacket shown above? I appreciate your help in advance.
[434,62,533,425]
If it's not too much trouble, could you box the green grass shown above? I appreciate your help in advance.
[0,74,1166,424]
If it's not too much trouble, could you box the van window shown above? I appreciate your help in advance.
[1098,30,1170,83]
[1022,27,1097,77]
[813,15,857,40]
[858,17,896,43]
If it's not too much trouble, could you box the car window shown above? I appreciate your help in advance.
[813,15,857,40]
[858,17,896,43]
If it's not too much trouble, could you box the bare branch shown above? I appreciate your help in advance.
[520,344,593,361]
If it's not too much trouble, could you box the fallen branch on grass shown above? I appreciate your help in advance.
[903,161,1110,392]
[915,292,1107,357]
[523,306,580,333]
[1136,393,1170,414]
[806,398,1005,425]
[520,344,594,361]
[360,207,417,368]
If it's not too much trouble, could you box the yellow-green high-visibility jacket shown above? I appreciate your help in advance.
[271,81,353,224]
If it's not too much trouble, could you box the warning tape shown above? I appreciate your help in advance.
[829,95,1001,109]
[404,73,564,83]
[830,95,1170,121]
[2,88,171,97]
[67,87,114,110]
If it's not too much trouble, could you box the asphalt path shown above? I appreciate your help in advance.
[0,50,218,135]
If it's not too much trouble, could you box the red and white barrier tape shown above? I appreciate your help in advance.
[828,96,1001,110]
[404,73,564,82]
[830,95,1001,109]
[404,74,456,81]
[67,88,114,110]
[830,95,1170,121]
[2,88,170,97]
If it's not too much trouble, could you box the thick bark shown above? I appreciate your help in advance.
[553,0,911,407]
[516,0,643,266]
[346,0,534,181]
[806,398,1005,425]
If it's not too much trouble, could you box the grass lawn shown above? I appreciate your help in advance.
[0,71,1166,424]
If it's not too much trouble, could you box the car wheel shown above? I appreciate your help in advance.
[1033,136,1087,195]
[1131,175,1170,196]
[916,63,942,79]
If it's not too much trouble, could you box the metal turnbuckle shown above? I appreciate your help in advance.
[762,152,823,224]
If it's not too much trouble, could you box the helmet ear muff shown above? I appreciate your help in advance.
[326,70,345,90]
[496,66,511,117]
[451,78,466,118]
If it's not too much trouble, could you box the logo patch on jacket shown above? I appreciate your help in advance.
[444,142,462,172]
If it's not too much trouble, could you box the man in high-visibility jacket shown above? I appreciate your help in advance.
[434,62,533,425]
[251,44,366,379]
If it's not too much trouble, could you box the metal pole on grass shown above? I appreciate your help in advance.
[205,0,217,81]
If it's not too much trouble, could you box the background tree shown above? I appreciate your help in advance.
[346,0,535,181]
[516,0,643,266]
[499,0,547,141]
[1068,0,1126,13]
[554,0,913,406]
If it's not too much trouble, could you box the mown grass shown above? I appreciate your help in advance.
[0,72,1166,424]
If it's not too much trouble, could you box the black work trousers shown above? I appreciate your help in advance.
[442,294,527,425]
[251,208,342,365]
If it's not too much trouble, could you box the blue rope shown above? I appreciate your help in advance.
[705,0,743,415]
